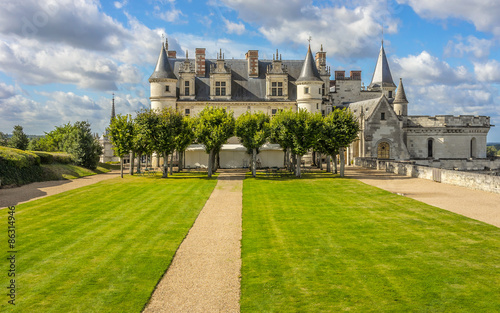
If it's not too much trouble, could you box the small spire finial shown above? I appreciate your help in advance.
[308,36,312,45]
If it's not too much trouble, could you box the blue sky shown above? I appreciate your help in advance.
[1,0,499,142]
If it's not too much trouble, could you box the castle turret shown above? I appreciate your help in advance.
[368,42,396,99]
[393,78,408,116]
[296,45,323,113]
[149,41,177,111]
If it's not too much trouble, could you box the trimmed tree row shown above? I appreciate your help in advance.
[107,106,359,178]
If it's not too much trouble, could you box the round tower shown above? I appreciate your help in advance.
[149,41,177,111]
[393,78,408,116]
[296,45,323,113]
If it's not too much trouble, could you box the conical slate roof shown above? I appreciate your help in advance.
[149,44,177,80]
[296,45,322,83]
[394,78,408,104]
[368,42,396,89]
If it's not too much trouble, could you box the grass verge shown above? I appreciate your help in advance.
[5,173,217,312]
[241,175,500,312]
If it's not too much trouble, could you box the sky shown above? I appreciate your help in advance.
[0,0,499,142]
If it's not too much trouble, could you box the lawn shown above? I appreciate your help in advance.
[241,174,500,312]
[4,173,217,313]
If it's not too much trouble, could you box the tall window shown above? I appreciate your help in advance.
[216,81,226,96]
[165,85,169,92]
[381,112,385,120]
[272,82,283,96]
[184,81,189,95]
[185,109,190,116]
[388,91,393,98]
[304,87,309,94]
[427,139,433,158]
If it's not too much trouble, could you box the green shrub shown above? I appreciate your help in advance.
[31,151,72,164]
[0,146,40,168]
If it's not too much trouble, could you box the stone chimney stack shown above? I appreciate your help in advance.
[315,45,326,72]
[195,48,206,77]
[245,50,259,78]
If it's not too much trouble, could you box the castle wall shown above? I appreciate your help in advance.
[355,158,500,194]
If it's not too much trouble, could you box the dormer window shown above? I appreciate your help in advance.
[184,81,189,95]
[215,81,226,96]
[272,82,283,96]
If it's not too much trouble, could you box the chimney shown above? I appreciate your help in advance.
[335,71,345,80]
[195,48,206,77]
[315,44,326,71]
[245,50,259,78]
[167,50,177,58]
[350,70,361,80]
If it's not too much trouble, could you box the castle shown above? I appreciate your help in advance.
[143,39,492,169]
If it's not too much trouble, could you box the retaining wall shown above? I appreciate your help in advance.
[354,158,500,194]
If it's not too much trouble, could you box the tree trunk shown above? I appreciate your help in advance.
[252,148,257,177]
[291,153,296,173]
[296,155,301,177]
[136,152,142,174]
[326,155,331,173]
[318,152,323,170]
[170,153,174,175]
[215,151,220,172]
[162,152,168,178]
[178,150,183,172]
[129,151,135,175]
[208,149,214,178]
[312,150,316,166]
[339,147,345,177]
[120,157,124,178]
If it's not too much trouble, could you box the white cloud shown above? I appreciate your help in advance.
[474,60,500,83]
[218,0,400,59]
[444,35,494,59]
[397,0,500,36]
[0,82,15,99]
[223,18,245,35]
[114,1,128,9]
[392,51,469,86]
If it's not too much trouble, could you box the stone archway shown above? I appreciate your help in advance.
[377,142,390,159]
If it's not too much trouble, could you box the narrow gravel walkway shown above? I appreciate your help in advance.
[143,171,243,313]
[346,166,500,228]
[0,170,120,209]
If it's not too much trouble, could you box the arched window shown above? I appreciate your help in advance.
[377,142,390,159]
[427,139,433,158]
[470,138,477,158]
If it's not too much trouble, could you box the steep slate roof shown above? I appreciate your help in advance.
[393,78,408,104]
[169,58,306,101]
[296,45,322,83]
[368,43,396,89]
[342,95,385,120]
[149,45,177,80]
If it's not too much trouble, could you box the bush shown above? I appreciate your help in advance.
[0,146,40,168]
[31,151,72,164]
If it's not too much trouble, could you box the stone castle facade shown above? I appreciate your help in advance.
[145,39,491,169]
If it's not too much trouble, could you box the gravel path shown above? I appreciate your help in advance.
[0,171,121,209]
[143,171,243,313]
[346,166,500,228]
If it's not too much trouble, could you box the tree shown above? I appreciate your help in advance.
[63,121,103,169]
[194,106,235,178]
[107,114,135,178]
[270,109,296,171]
[27,137,45,151]
[487,145,498,158]
[236,111,270,177]
[325,108,360,177]
[154,108,183,178]
[175,116,195,172]
[318,114,341,174]
[0,132,8,146]
[133,109,158,173]
[288,110,323,177]
[41,123,74,152]
[8,125,29,150]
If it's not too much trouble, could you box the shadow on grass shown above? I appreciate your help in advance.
[247,170,341,181]
[129,171,219,180]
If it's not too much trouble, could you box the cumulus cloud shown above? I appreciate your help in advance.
[223,18,245,35]
[0,82,15,99]
[474,60,500,83]
[397,0,500,36]
[0,0,129,52]
[392,51,469,86]
[114,1,128,9]
[444,35,494,59]
[218,0,400,59]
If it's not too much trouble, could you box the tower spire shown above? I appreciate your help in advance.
[368,42,396,91]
